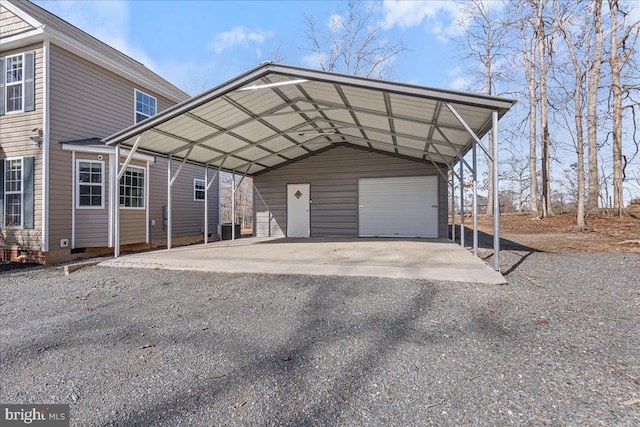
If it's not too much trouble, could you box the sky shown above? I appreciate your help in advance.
[32,0,476,96]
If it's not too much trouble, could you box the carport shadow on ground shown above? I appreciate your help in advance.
[449,225,543,276]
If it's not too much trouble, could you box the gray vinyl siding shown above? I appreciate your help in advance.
[48,43,178,249]
[0,43,43,251]
[0,5,34,38]
[148,158,219,243]
[254,146,448,238]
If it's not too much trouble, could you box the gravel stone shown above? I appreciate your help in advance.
[1,252,638,426]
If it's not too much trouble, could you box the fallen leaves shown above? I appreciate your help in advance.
[533,319,549,326]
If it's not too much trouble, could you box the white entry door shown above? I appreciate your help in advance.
[287,183,310,237]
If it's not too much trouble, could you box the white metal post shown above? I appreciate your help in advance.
[450,171,455,242]
[472,139,478,257]
[167,155,172,250]
[231,173,236,240]
[114,144,120,257]
[492,110,500,271]
[459,159,465,248]
[204,166,208,244]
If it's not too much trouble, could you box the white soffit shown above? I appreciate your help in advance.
[103,63,515,175]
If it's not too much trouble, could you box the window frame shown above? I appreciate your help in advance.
[134,89,157,123]
[76,159,105,209]
[4,157,23,228]
[4,53,24,114]
[119,164,145,209]
[194,178,205,202]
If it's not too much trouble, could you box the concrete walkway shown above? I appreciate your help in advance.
[100,237,505,284]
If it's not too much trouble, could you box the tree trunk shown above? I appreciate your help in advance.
[536,0,554,218]
[485,48,494,217]
[609,0,624,216]
[586,0,604,214]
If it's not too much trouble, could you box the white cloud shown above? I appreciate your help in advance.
[300,52,328,69]
[208,26,274,54]
[329,13,343,33]
[383,0,505,44]
[447,67,471,91]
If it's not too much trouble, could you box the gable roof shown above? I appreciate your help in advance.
[0,0,188,103]
[104,63,515,176]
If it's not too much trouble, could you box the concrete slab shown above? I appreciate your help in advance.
[100,237,505,284]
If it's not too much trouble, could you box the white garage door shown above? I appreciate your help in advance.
[358,176,439,238]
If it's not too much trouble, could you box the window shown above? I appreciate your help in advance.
[134,89,156,123]
[4,158,22,226]
[77,160,104,208]
[1,157,34,229]
[0,51,34,115]
[119,166,145,208]
[6,55,23,112]
[194,179,205,201]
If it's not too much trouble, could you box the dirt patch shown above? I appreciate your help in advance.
[470,213,640,253]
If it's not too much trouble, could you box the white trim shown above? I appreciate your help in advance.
[71,151,75,249]
[75,159,105,210]
[1,1,44,28]
[134,88,157,124]
[42,37,50,252]
[0,28,44,51]
[193,178,205,202]
[108,152,115,247]
[61,144,155,163]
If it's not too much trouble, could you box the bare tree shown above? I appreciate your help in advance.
[586,0,605,214]
[511,1,540,218]
[457,0,507,217]
[301,1,407,78]
[608,0,640,214]
[557,1,587,227]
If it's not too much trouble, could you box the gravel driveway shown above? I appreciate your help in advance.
[1,251,639,426]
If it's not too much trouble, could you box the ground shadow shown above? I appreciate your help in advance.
[449,225,543,276]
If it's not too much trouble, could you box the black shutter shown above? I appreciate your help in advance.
[0,57,5,116]
[0,159,4,228]
[24,51,35,112]
[23,156,35,229]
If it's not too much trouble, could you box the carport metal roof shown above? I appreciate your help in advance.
[104,63,515,273]
[103,63,515,175]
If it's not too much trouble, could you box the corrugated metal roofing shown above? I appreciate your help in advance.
[104,63,515,176]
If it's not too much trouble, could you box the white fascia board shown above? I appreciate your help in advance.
[61,144,156,163]
[43,26,186,103]
[0,0,43,28]
[0,28,44,52]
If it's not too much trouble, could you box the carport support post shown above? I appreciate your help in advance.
[459,159,464,248]
[472,139,478,257]
[114,144,120,257]
[231,173,236,240]
[492,110,500,271]
[204,166,209,244]
[167,156,172,250]
[450,170,455,242]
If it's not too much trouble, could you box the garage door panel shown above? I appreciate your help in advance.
[359,176,438,237]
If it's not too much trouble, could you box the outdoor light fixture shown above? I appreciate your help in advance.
[29,128,43,147]
[237,79,308,91]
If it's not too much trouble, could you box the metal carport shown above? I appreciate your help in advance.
[103,63,515,271]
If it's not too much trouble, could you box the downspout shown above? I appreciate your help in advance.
[41,37,50,253]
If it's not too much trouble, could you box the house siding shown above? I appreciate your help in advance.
[0,5,35,38]
[48,43,179,253]
[254,146,448,238]
[148,158,219,244]
[0,43,44,253]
